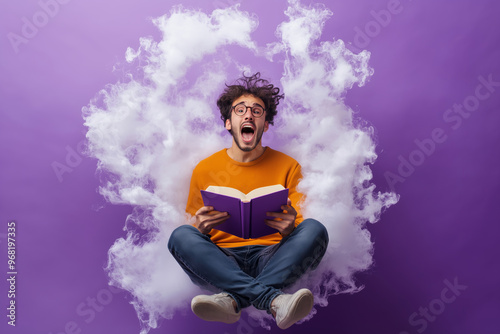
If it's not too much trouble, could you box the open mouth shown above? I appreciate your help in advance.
[241,124,255,143]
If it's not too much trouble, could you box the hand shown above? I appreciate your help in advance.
[265,198,297,237]
[194,206,229,235]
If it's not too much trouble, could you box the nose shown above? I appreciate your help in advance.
[243,107,254,120]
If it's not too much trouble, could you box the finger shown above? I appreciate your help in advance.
[266,218,293,229]
[196,206,214,215]
[287,198,291,206]
[200,214,230,231]
[281,206,296,216]
[266,219,294,235]
[208,214,230,227]
[206,210,226,216]
[280,204,296,211]
[266,210,292,217]
[202,211,228,222]
[267,212,294,220]
[265,219,283,232]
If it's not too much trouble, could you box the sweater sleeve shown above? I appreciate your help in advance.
[286,162,305,227]
[185,165,204,217]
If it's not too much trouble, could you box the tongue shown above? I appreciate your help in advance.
[242,131,254,142]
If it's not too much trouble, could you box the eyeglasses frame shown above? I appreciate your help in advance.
[230,102,266,118]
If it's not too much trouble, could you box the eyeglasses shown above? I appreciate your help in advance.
[231,102,265,118]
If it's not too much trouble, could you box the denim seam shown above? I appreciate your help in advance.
[265,290,283,313]
[244,246,251,273]
[171,250,244,311]
[247,279,281,311]
[252,289,282,312]
[258,239,286,274]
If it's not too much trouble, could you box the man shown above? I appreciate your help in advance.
[168,73,329,329]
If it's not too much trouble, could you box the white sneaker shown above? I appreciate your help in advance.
[191,292,241,324]
[271,288,314,329]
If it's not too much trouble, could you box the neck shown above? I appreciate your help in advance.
[227,141,266,163]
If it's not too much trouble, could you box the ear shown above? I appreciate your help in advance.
[263,121,269,132]
[225,119,231,131]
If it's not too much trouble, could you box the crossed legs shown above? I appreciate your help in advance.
[168,219,328,326]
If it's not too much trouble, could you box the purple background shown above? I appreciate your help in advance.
[1,0,499,333]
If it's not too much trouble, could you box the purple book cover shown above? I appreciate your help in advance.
[200,188,288,238]
[201,190,244,237]
[249,188,289,238]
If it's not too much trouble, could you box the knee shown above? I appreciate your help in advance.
[299,219,329,245]
[299,219,329,270]
[168,225,198,253]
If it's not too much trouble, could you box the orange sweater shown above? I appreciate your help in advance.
[186,147,304,248]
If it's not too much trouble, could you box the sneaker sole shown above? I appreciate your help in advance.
[191,298,241,324]
[277,289,314,329]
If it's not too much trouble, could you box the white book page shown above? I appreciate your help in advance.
[246,184,284,200]
[205,184,284,202]
[205,186,246,201]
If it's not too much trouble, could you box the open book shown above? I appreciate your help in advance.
[200,184,289,239]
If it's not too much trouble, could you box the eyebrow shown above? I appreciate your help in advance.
[233,101,265,108]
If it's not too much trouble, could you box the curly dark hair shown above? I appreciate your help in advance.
[217,72,284,125]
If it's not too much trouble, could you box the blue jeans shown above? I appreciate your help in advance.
[168,219,329,312]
